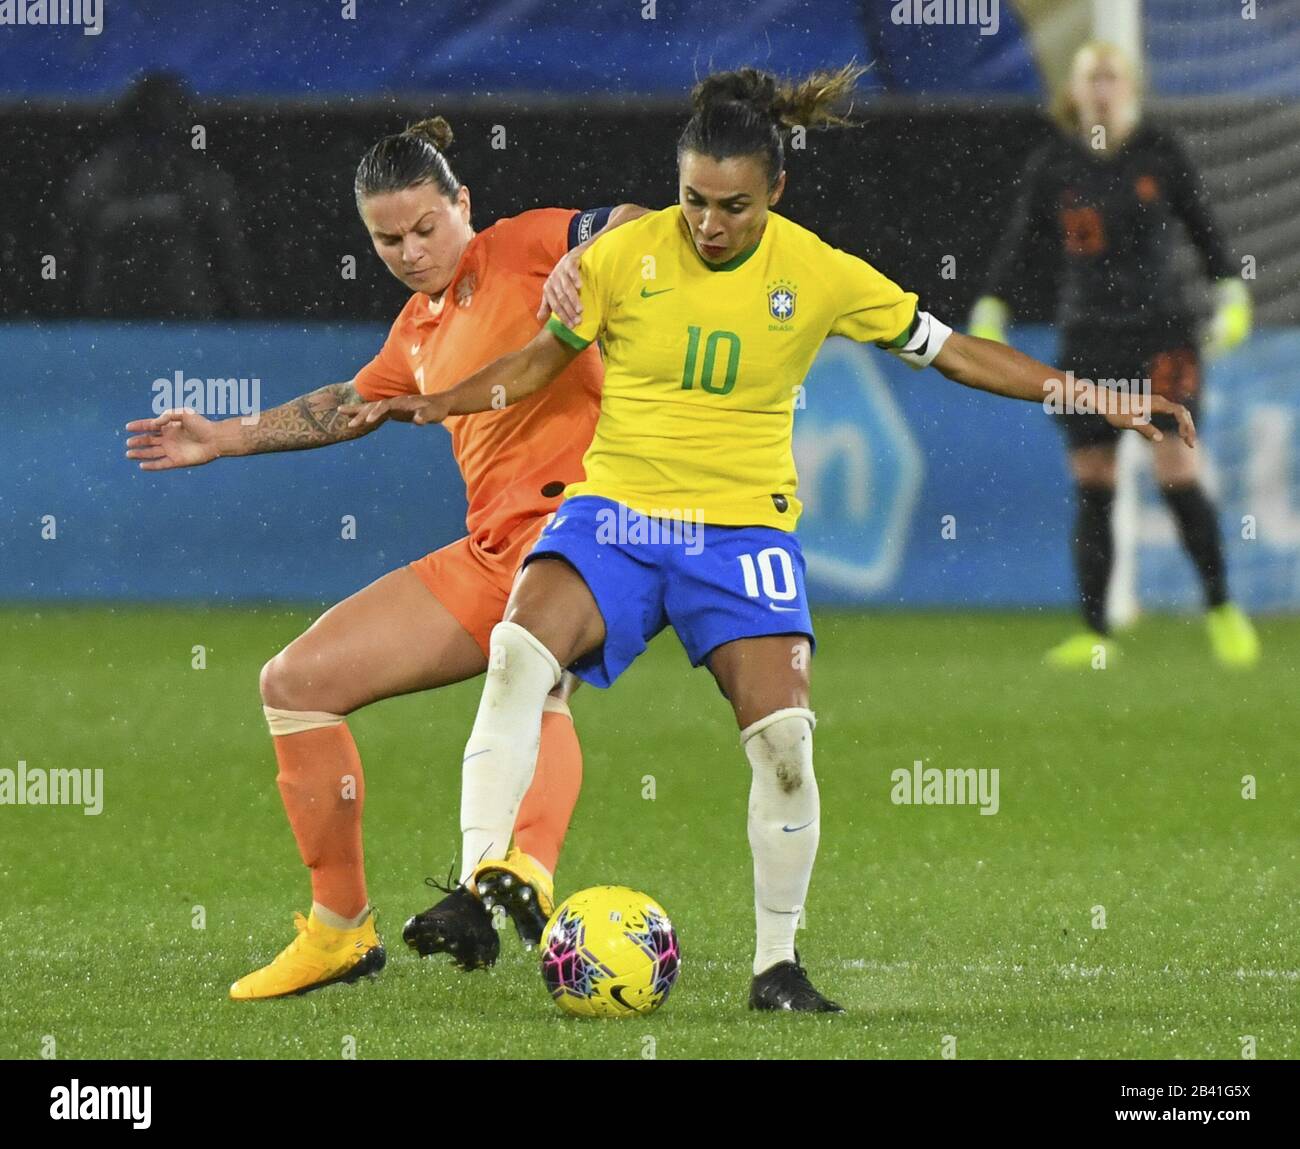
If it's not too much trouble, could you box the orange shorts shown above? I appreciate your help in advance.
[407,516,549,656]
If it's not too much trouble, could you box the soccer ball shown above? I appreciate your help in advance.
[540,886,681,1018]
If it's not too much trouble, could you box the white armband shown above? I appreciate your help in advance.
[885,310,953,370]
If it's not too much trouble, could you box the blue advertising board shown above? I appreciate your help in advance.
[2,322,1296,612]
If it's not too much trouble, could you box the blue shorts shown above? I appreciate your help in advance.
[524,496,816,688]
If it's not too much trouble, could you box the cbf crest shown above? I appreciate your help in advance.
[767,281,797,327]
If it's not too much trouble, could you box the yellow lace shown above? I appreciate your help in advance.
[265,912,313,969]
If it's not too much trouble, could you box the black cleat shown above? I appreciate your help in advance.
[748,958,844,1013]
[471,853,553,949]
[402,880,500,970]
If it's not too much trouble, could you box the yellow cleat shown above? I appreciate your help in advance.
[1206,603,1260,668]
[229,909,385,1001]
[471,847,555,949]
[1045,630,1117,669]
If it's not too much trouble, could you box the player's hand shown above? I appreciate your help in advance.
[123,408,220,470]
[1205,278,1252,359]
[968,295,1010,344]
[339,394,451,429]
[1103,393,1197,446]
[537,245,584,327]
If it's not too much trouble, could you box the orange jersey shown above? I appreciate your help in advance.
[354,209,603,548]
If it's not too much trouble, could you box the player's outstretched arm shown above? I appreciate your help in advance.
[932,330,1197,446]
[124,380,384,470]
[341,327,580,430]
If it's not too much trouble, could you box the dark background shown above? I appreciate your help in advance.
[0,101,1060,323]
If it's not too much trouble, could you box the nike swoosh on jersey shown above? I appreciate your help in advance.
[782,819,816,833]
[639,286,674,298]
[768,604,802,613]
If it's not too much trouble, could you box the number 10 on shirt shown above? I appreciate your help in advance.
[681,326,741,395]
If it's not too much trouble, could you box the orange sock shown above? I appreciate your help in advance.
[513,704,583,875]
[271,723,368,919]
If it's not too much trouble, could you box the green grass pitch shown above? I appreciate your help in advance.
[1,606,1295,1059]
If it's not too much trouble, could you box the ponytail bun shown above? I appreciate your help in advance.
[691,67,779,117]
[405,115,454,152]
[355,116,461,205]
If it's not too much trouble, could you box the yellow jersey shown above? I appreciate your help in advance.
[547,206,919,530]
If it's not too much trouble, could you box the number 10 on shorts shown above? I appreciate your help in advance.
[739,548,797,601]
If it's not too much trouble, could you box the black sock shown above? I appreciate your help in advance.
[1161,483,1229,609]
[1073,484,1115,635]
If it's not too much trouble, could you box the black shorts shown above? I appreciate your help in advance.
[1053,326,1202,450]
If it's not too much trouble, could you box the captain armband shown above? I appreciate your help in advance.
[883,310,953,370]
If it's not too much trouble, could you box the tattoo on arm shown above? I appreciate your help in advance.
[243,381,372,454]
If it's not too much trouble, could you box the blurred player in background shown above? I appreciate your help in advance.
[970,41,1260,669]
[124,117,646,998]
[65,72,260,318]
[347,67,1193,1011]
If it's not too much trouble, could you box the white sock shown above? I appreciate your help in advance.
[312,901,369,930]
[743,708,819,976]
[459,621,561,884]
